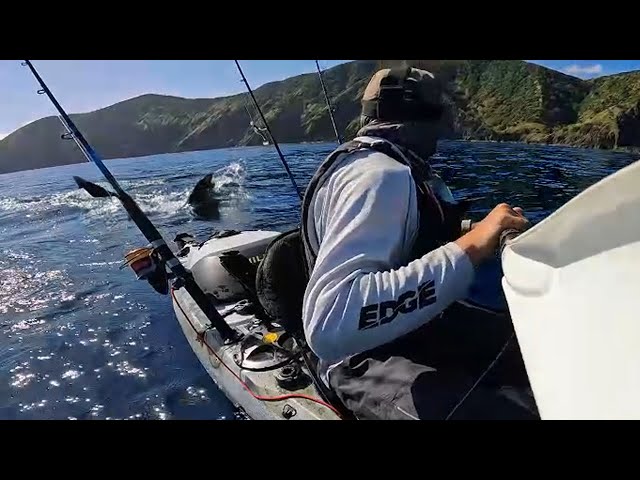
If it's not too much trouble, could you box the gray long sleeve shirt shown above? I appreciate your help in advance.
[302,136,476,381]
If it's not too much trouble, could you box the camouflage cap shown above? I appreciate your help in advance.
[361,67,443,122]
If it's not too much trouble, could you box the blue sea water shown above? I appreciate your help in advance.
[0,140,636,419]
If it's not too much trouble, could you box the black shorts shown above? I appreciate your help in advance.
[328,301,539,420]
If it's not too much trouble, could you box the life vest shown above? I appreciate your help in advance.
[254,136,470,335]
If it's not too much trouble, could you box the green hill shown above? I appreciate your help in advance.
[2,60,639,174]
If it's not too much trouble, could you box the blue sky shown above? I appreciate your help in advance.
[1,59,639,139]
[528,60,640,79]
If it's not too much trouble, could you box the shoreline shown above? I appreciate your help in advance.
[2,138,639,176]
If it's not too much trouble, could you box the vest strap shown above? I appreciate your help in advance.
[300,137,441,273]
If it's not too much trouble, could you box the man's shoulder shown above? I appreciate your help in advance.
[331,143,412,179]
[306,140,415,207]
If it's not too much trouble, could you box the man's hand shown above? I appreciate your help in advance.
[454,203,529,266]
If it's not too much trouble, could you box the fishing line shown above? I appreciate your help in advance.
[445,333,515,420]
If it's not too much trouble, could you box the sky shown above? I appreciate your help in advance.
[527,60,640,79]
[1,59,639,140]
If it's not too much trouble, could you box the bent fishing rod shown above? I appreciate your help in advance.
[315,60,342,144]
[234,60,302,201]
[22,60,239,342]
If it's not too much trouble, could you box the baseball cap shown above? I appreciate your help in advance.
[361,66,443,122]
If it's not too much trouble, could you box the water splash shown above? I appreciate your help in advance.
[0,161,250,222]
[211,162,250,201]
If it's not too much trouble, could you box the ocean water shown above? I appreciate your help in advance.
[0,140,636,420]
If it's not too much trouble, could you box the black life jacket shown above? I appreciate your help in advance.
[254,137,469,335]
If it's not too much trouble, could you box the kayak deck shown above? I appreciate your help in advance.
[171,286,341,420]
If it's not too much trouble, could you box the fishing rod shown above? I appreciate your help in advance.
[314,60,342,144]
[21,60,239,343]
[234,60,302,201]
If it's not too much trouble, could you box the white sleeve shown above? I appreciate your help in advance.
[302,151,475,365]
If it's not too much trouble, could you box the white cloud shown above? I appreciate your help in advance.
[0,133,7,140]
[562,63,604,78]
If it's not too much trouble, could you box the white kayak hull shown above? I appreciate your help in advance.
[502,159,640,419]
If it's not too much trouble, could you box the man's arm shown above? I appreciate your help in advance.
[302,151,475,364]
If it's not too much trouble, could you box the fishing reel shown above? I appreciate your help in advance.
[174,233,199,257]
[499,228,522,255]
[121,246,169,295]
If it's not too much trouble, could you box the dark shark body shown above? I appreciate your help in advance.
[73,173,222,220]
[187,174,221,220]
[73,176,115,198]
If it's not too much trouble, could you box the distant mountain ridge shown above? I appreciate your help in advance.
[2,60,640,174]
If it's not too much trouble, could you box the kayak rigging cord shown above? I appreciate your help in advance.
[21,59,240,343]
[171,288,343,418]
[314,60,342,144]
[234,60,302,201]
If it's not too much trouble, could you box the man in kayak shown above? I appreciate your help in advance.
[300,66,538,420]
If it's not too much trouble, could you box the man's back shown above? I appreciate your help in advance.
[302,138,475,376]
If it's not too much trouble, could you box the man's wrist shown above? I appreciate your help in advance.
[460,219,473,235]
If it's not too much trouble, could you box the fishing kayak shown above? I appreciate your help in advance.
[170,230,342,420]
[173,147,640,421]
[169,228,520,420]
